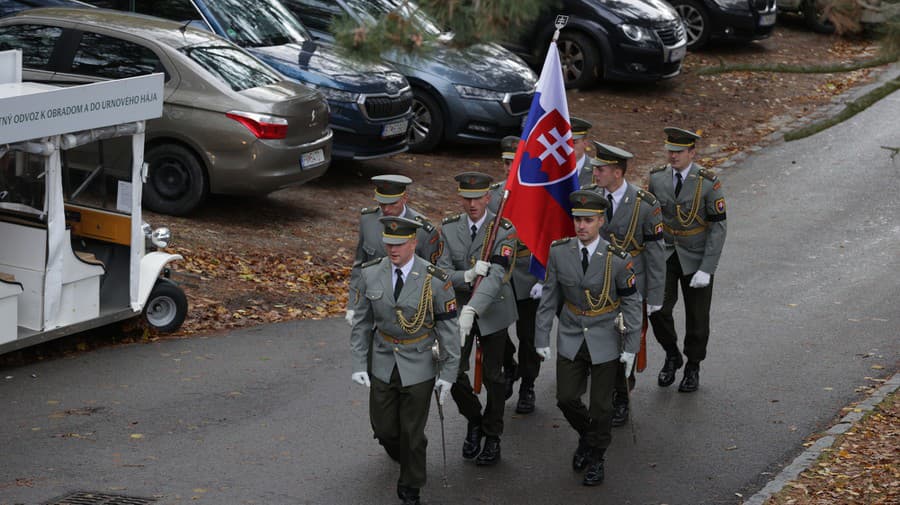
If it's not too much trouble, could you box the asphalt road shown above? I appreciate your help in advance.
[2,87,900,505]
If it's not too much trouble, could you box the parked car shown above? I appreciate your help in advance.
[84,0,413,161]
[666,0,777,49]
[0,8,333,215]
[282,0,537,152]
[502,0,688,89]
[776,0,834,33]
[0,0,87,17]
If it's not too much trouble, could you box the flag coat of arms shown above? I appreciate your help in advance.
[501,41,578,280]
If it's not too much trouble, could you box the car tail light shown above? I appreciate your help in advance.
[226,111,288,139]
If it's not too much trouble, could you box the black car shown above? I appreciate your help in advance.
[666,0,777,50]
[504,0,688,89]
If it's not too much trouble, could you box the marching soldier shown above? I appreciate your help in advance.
[350,216,460,505]
[570,117,595,188]
[647,128,727,393]
[534,190,641,486]
[346,175,443,325]
[587,142,666,426]
[438,171,519,466]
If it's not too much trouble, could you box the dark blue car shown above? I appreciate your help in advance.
[86,0,414,160]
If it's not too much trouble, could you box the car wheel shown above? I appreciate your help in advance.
[671,0,711,50]
[409,89,444,153]
[143,143,207,216]
[143,278,188,333]
[803,0,835,33]
[557,32,601,89]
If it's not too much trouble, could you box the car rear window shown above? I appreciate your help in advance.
[71,32,161,79]
[0,24,62,69]
[182,45,280,91]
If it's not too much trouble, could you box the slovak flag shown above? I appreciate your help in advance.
[501,41,578,280]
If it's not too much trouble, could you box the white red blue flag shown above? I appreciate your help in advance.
[501,41,578,280]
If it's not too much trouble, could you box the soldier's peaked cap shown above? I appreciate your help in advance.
[379,216,422,245]
[501,136,519,160]
[454,172,494,198]
[570,116,592,139]
[590,141,633,167]
[371,174,412,204]
[569,189,609,217]
[664,127,701,152]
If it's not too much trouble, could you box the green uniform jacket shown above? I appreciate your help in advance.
[535,238,641,364]
[598,182,666,306]
[576,154,593,189]
[437,211,518,335]
[648,163,727,275]
[351,256,460,387]
[348,206,442,309]
[486,182,505,216]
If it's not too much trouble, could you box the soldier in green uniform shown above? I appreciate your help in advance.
[350,216,460,505]
[571,117,595,189]
[647,128,727,393]
[438,172,519,466]
[534,190,641,486]
[346,175,443,326]
[587,142,666,425]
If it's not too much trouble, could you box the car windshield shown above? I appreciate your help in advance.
[182,45,281,91]
[342,0,444,36]
[202,0,311,48]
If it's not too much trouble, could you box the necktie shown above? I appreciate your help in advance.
[581,247,589,274]
[606,194,614,220]
[470,224,478,241]
[394,268,404,300]
[675,172,683,197]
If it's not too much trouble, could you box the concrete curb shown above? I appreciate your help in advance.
[741,372,900,505]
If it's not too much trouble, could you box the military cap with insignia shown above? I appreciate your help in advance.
[590,141,633,168]
[379,216,422,245]
[570,116,593,140]
[454,171,494,198]
[500,136,519,161]
[569,189,609,217]
[663,127,701,152]
[371,174,412,204]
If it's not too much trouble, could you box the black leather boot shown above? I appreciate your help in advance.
[462,423,483,459]
[610,398,629,427]
[515,379,536,414]
[678,363,700,392]
[397,485,420,505]
[582,449,605,486]
[475,436,501,466]
[571,437,590,472]
[657,353,684,387]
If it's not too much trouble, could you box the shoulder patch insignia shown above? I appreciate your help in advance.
[713,180,722,190]
[442,213,462,225]
[626,272,636,288]
[413,215,436,233]
[490,182,503,190]
[361,206,378,215]
[551,237,572,247]
[715,197,726,214]
[361,258,382,268]
[427,264,450,282]
[698,168,718,181]
[500,218,513,230]
[444,298,457,313]
[650,165,668,174]
[607,244,629,259]
[636,189,657,205]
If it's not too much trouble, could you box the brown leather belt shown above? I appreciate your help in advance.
[380,330,430,345]
[663,223,707,236]
[565,300,620,317]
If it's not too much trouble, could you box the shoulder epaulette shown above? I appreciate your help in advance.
[490,182,503,190]
[607,244,629,259]
[360,206,378,215]
[426,264,449,282]
[500,218,513,230]
[698,167,717,181]
[361,258,382,269]
[636,188,657,205]
[580,183,599,191]
[551,237,572,247]
[442,213,462,224]
[650,165,667,174]
[413,215,435,233]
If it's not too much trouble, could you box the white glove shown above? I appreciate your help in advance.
[529,282,543,299]
[434,379,453,405]
[458,305,477,344]
[351,371,370,388]
[619,351,636,378]
[344,309,355,326]
[536,347,551,361]
[647,304,662,315]
[463,260,491,284]
[689,270,711,288]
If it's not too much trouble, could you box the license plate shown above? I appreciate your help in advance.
[668,45,686,63]
[300,148,325,169]
[381,119,408,138]
[759,12,776,26]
